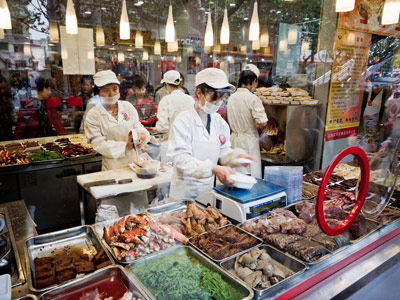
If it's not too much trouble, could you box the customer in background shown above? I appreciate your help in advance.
[227,64,268,178]
[14,78,67,139]
[155,70,186,106]
[0,77,14,141]
[167,68,256,201]
[178,72,190,95]
[126,76,150,107]
[156,70,195,162]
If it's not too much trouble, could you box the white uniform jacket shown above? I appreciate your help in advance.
[167,108,244,201]
[155,90,195,162]
[85,100,150,171]
[227,88,268,178]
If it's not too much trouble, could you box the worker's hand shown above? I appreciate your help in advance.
[136,132,146,149]
[126,131,134,152]
[212,165,235,186]
[237,153,257,167]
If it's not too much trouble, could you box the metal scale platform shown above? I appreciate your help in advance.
[196,178,287,223]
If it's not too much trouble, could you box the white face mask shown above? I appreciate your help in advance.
[101,93,120,105]
[200,101,220,114]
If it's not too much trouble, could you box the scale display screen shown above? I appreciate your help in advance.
[246,196,285,219]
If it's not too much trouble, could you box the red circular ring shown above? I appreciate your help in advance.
[136,100,158,125]
[316,146,370,236]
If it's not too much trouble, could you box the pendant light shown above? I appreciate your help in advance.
[220,8,229,44]
[177,55,182,63]
[187,46,193,56]
[66,0,78,34]
[154,39,161,55]
[167,40,178,52]
[0,0,12,29]
[135,31,143,48]
[120,0,130,40]
[240,44,247,54]
[96,25,105,46]
[301,40,310,54]
[24,44,31,56]
[381,0,400,25]
[118,51,125,62]
[279,39,287,52]
[49,22,59,43]
[335,0,355,12]
[288,25,297,45]
[249,0,259,41]
[165,2,175,42]
[252,39,260,50]
[143,49,149,61]
[0,29,4,39]
[260,30,269,47]
[205,11,214,47]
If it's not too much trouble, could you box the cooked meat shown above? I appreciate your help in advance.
[301,224,321,238]
[56,269,76,283]
[35,268,55,280]
[74,261,95,273]
[263,233,303,250]
[350,215,377,237]
[280,219,307,234]
[312,233,339,251]
[95,260,112,270]
[34,263,53,273]
[71,253,89,263]
[324,206,348,220]
[34,257,53,266]
[94,249,106,262]
[35,273,56,289]
[55,262,74,273]
[287,239,329,262]
[53,251,70,264]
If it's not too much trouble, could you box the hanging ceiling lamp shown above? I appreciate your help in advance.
[154,39,161,55]
[252,39,260,50]
[249,0,259,41]
[120,0,130,40]
[24,44,31,56]
[135,31,143,48]
[187,46,193,56]
[279,39,287,52]
[0,29,4,39]
[118,51,125,62]
[381,0,400,25]
[143,49,149,60]
[240,44,247,54]
[301,40,310,54]
[220,8,229,44]
[288,25,297,44]
[96,25,105,46]
[165,2,175,42]
[49,22,59,43]
[335,0,355,12]
[260,30,269,47]
[177,55,182,63]
[66,0,78,34]
[205,11,214,47]
[0,0,12,29]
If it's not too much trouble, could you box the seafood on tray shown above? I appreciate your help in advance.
[0,150,30,166]
[233,248,294,289]
[102,214,188,262]
[156,202,229,237]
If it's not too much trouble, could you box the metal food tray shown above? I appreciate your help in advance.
[220,244,307,299]
[25,225,115,293]
[189,224,263,263]
[92,214,154,265]
[28,152,64,165]
[15,295,38,300]
[127,245,254,300]
[146,200,206,217]
[348,217,382,244]
[0,208,25,288]
[0,162,30,169]
[64,152,97,160]
[39,265,152,300]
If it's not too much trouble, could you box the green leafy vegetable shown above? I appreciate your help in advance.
[29,151,63,161]
[129,248,247,300]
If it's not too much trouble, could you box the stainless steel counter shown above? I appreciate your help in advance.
[0,200,37,299]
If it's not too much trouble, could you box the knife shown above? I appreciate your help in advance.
[83,178,134,188]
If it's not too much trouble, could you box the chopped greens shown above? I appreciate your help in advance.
[129,248,247,300]
[29,151,63,161]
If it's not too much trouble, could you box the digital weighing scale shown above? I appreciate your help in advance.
[196,178,287,223]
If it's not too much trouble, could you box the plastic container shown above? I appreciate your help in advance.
[230,173,257,189]
[0,274,11,300]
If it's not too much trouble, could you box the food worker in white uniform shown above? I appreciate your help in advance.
[167,68,256,201]
[156,70,195,163]
[227,64,268,178]
[85,70,150,171]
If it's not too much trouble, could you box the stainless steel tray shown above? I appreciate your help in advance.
[25,225,114,293]
[39,265,152,300]
[15,295,38,300]
[0,208,25,288]
[127,245,254,300]
[189,224,263,263]
[145,201,188,217]
[348,217,382,244]
[220,244,307,299]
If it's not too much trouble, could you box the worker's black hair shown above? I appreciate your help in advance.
[37,78,50,93]
[238,70,258,87]
[165,83,180,89]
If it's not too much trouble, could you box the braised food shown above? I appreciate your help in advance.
[0,150,29,166]
[286,239,329,262]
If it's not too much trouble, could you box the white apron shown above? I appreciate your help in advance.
[231,131,262,178]
[169,133,220,201]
